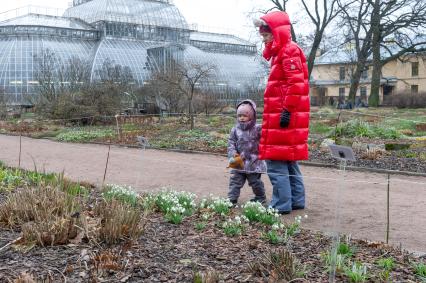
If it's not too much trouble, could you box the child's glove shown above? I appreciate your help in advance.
[280,109,291,128]
[227,154,244,169]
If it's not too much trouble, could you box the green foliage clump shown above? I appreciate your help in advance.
[56,128,114,142]
[333,119,401,139]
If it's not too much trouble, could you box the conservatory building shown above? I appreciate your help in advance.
[0,0,268,105]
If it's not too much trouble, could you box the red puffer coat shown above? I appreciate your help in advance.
[258,11,310,161]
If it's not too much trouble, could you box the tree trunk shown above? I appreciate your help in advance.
[188,95,194,130]
[368,0,382,107]
[307,30,324,78]
[348,56,368,103]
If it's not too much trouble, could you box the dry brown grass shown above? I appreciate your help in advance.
[0,185,83,246]
[13,272,36,283]
[248,248,305,281]
[95,199,149,244]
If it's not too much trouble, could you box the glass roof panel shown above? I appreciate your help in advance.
[0,14,94,30]
[182,45,267,87]
[64,0,188,29]
[190,32,253,46]
[90,38,157,84]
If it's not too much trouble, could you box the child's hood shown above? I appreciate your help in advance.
[236,99,257,120]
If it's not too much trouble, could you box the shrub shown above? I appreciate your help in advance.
[385,91,426,108]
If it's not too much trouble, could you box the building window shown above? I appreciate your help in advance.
[361,67,368,79]
[411,85,418,94]
[360,86,367,98]
[339,87,345,97]
[339,66,345,81]
[412,62,419,77]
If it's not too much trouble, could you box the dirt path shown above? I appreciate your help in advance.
[1,134,425,253]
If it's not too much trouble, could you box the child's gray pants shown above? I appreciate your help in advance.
[228,172,266,202]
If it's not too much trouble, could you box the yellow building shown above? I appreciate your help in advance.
[310,48,426,106]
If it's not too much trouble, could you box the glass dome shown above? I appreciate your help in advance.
[0,0,267,105]
[63,0,189,29]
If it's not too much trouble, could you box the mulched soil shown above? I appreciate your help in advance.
[0,189,424,282]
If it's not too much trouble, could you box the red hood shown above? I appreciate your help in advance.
[260,11,292,59]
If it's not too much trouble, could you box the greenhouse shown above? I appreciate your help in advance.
[0,0,268,105]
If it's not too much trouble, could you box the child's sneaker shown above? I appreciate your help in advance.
[229,199,238,208]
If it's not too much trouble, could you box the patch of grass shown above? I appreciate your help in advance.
[31,128,64,139]
[344,262,368,282]
[333,119,401,139]
[396,150,417,158]
[195,222,207,231]
[310,121,333,135]
[56,127,114,142]
[121,123,140,132]
[414,262,426,279]
[338,242,354,257]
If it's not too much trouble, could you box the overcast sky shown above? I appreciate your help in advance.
[0,0,304,43]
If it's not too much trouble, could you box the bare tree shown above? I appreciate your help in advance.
[300,0,344,76]
[34,48,60,106]
[194,89,225,116]
[367,0,426,106]
[0,88,7,119]
[148,70,185,114]
[96,58,135,91]
[156,59,216,129]
[338,0,374,103]
[265,0,346,77]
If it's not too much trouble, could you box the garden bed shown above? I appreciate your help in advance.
[1,165,425,282]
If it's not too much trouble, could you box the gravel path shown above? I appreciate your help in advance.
[1,134,425,253]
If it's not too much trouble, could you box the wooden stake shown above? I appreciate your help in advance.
[102,144,111,189]
[386,174,390,244]
[18,132,22,167]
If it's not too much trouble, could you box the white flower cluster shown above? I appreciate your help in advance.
[156,190,197,214]
[294,214,308,224]
[207,197,234,210]
[104,184,139,198]
[222,215,249,228]
[271,222,285,231]
[170,205,185,214]
[242,202,280,218]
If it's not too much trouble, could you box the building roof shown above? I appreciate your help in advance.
[63,0,188,29]
[0,14,94,30]
[190,32,253,46]
[316,36,426,65]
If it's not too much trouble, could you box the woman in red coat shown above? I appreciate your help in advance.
[255,11,310,214]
